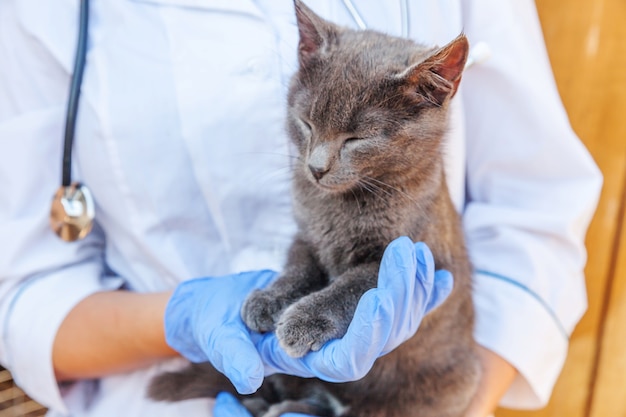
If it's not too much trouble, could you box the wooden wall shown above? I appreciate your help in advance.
[496,0,626,416]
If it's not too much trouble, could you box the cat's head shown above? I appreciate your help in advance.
[287,0,468,194]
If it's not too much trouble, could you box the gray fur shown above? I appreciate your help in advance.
[149,1,480,416]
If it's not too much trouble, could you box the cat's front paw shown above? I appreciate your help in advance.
[241,290,285,333]
[275,303,342,358]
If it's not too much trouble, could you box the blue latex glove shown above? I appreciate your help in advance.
[212,238,452,415]
[167,237,452,397]
[213,392,253,417]
[254,236,454,382]
[214,392,308,417]
[164,270,278,394]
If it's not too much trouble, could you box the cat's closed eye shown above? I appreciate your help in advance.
[344,137,364,144]
[295,118,313,145]
[299,118,312,133]
[342,136,372,151]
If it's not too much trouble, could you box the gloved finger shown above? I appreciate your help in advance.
[376,237,418,343]
[378,238,437,345]
[207,327,265,395]
[377,236,417,293]
[312,289,394,379]
[376,239,453,352]
[413,241,454,316]
[425,269,454,312]
[255,330,314,378]
[413,241,436,293]
[256,290,394,382]
[214,392,253,417]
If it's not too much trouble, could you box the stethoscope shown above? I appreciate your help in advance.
[50,0,94,242]
[49,0,490,242]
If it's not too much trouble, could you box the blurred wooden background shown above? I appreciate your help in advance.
[496,0,626,416]
[0,367,45,417]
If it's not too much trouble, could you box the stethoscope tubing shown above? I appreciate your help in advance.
[342,0,410,37]
[62,0,89,187]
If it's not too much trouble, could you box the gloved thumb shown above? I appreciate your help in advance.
[413,241,454,313]
[214,392,253,417]
[425,269,454,312]
[206,327,265,395]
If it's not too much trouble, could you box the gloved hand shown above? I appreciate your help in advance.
[214,392,309,417]
[166,237,453,396]
[253,236,454,382]
[213,392,253,417]
[164,270,278,394]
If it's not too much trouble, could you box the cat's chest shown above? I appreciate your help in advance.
[294,187,416,274]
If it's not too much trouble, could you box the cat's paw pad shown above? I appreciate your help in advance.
[275,305,340,358]
[241,290,284,332]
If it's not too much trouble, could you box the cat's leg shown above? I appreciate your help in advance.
[241,397,271,417]
[147,362,236,401]
[275,263,378,358]
[242,236,327,332]
[261,400,338,417]
[259,383,347,417]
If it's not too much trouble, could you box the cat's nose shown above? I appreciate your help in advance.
[308,164,329,180]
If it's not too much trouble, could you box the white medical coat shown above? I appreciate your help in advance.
[0,0,602,416]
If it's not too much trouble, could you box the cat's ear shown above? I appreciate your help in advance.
[400,35,469,107]
[294,0,337,66]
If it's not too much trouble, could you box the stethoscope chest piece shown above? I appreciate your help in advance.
[50,182,95,242]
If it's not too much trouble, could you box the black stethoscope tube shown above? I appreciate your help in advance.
[62,0,89,187]
[50,0,95,242]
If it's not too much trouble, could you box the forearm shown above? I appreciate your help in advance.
[464,345,517,417]
[53,290,178,381]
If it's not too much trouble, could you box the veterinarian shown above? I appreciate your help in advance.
[0,1,601,417]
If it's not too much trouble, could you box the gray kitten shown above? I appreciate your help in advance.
[149,2,480,416]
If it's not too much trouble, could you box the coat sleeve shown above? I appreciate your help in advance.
[460,0,602,408]
[0,2,123,413]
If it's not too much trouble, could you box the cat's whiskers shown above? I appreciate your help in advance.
[362,175,420,207]
[349,187,363,215]
[356,178,392,209]
[255,166,295,184]
[236,151,303,163]
[232,151,304,184]
[359,178,392,198]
